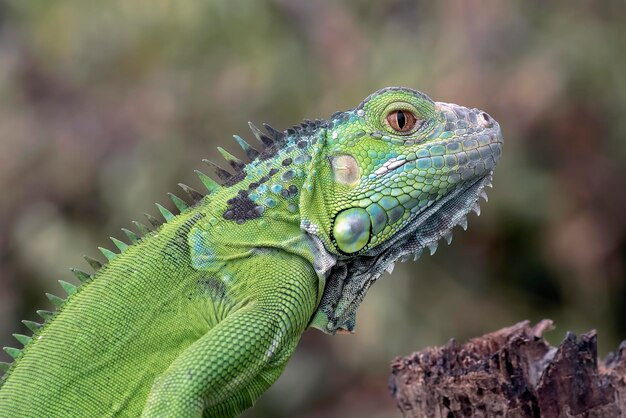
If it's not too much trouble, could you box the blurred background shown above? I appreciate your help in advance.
[0,1,625,417]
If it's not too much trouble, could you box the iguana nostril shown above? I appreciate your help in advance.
[480,112,493,128]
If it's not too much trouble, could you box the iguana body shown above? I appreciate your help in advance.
[0,87,502,417]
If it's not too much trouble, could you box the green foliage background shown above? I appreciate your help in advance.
[0,1,625,417]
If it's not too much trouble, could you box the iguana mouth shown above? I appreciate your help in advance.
[373,140,502,178]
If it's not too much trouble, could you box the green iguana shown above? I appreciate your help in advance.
[0,87,502,417]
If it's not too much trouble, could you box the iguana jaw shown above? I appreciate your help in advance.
[310,171,497,334]
[370,170,496,267]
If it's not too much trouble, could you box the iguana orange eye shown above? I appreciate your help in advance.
[386,110,418,132]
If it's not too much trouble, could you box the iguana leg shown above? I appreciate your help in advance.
[202,337,299,417]
[141,253,319,418]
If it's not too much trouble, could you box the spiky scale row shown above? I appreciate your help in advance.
[248,122,274,147]
[45,293,65,309]
[9,274,79,365]
[233,135,260,160]
[203,159,232,181]
[22,320,41,333]
[420,184,489,260]
[13,334,31,347]
[472,203,481,216]
[144,213,162,229]
[0,170,224,375]
[3,347,21,360]
[0,362,9,373]
[122,228,140,243]
[217,147,245,172]
[0,122,283,381]
[83,255,102,272]
[388,190,484,271]
[156,204,175,222]
[0,122,280,382]
[36,310,53,321]
[194,170,220,194]
[0,173,227,382]
[98,247,117,262]
[386,263,395,274]
[413,179,492,263]
[58,280,78,296]
[71,268,91,283]
[262,123,285,141]
[132,221,152,236]
[168,193,189,212]
[2,251,88,377]
[178,183,204,203]
[109,237,128,252]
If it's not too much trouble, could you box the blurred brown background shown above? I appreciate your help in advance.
[0,1,625,417]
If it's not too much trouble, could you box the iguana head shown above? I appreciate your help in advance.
[301,87,503,333]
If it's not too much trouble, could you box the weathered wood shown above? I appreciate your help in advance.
[389,320,626,417]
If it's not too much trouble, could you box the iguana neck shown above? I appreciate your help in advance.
[187,127,337,295]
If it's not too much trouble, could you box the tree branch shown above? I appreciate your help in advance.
[389,320,626,417]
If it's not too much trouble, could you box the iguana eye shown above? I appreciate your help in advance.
[385,110,419,133]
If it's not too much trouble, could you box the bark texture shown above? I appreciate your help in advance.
[389,320,626,417]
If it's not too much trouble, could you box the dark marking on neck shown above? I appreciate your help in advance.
[223,191,263,223]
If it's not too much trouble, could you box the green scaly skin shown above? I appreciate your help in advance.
[0,87,503,417]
